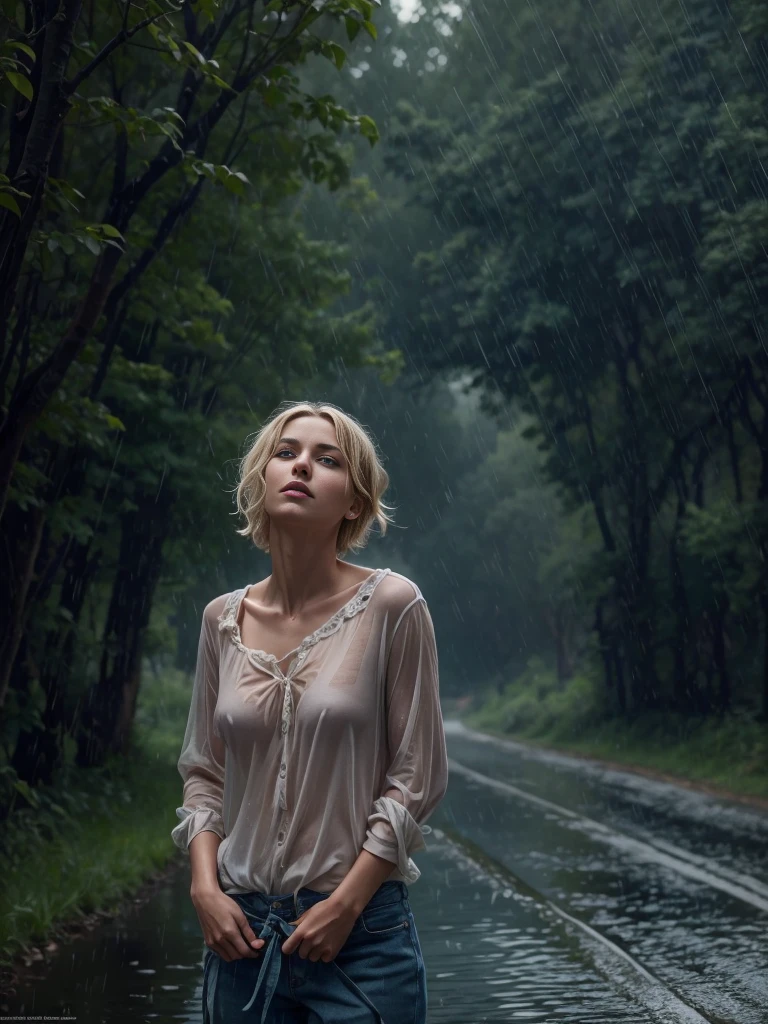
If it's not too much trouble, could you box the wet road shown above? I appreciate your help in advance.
[436,722,768,1024]
[6,719,768,1023]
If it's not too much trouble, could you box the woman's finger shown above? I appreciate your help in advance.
[237,911,265,957]
[282,921,301,955]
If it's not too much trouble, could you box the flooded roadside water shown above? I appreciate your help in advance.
[4,720,767,1023]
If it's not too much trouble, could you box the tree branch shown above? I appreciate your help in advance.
[65,8,181,93]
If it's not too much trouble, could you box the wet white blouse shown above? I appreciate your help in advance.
[171,568,449,906]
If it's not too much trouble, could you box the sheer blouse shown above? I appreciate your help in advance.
[171,568,449,906]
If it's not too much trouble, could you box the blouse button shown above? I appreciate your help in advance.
[277,831,285,844]
[280,764,286,777]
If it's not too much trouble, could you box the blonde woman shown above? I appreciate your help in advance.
[171,400,449,1023]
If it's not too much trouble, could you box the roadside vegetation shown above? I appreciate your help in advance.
[447,665,768,802]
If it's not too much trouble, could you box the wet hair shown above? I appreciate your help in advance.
[233,400,395,556]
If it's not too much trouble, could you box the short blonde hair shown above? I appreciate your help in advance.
[233,401,395,555]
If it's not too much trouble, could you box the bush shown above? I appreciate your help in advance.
[464,656,605,740]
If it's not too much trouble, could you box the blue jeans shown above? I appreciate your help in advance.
[201,879,427,1023]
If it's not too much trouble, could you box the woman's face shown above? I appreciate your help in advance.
[263,414,362,534]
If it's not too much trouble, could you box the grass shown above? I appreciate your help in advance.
[0,664,191,971]
[0,747,182,970]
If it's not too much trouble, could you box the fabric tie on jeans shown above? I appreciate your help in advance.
[241,911,385,1022]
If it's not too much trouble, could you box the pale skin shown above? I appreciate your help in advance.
[191,413,398,964]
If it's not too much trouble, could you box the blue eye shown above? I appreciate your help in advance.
[276,449,338,467]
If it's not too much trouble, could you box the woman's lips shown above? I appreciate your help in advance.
[281,489,311,498]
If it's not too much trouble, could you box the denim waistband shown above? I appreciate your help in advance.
[232,878,407,920]
[226,879,408,1020]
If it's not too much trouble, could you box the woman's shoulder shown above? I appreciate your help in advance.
[201,589,239,630]
[376,569,425,616]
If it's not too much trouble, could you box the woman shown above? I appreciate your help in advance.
[171,400,450,1023]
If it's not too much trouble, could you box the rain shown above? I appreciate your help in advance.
[1,0,767,1020]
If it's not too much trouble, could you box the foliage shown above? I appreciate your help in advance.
[0,0,399,797]
[374,0,768,721]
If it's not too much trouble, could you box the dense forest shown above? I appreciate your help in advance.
[1,0,767,815]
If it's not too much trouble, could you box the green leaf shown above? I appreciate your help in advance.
[5,70,33,101]
[222,174,245,196]
[263,81,285,107]
[345,16,361,41]
[191,0,217,22]
[324,41,346,70]
[12,779,40,807]
[4,39,35,60]
[363,20,377,40]
[357,114,379,146]
[0,191,21,216]
[210,74,234,91]
[183,40,206,65]
[48,177,86,202]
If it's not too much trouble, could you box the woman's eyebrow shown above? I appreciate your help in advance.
[277,436,343,455]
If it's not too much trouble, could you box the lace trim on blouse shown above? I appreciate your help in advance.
[217,567,390,672]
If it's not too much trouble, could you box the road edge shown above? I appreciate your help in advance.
[455,720,768,814]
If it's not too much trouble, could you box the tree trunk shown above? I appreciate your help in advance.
[710,602,730,715]
[4,462,103,788]
[0,0,82,349]
[15,543,105,785]
[761,591,768,723]
[594,598,612,699]
[74,488,173,766]
[546,606,573,685]
[9,629,70,789]
[0,243,124,524]
[613,639,626,715]
[0,501,47,711]
[670,580,689,709]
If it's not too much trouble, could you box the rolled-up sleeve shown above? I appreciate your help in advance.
[170,602,226,852]
[361,595,449,882]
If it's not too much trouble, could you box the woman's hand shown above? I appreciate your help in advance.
[192,886,265,963]
[281,896,358,963]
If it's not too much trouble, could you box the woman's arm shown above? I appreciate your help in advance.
[359,595,450,880]
[189,829,223,896]
[171,601,227,893]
